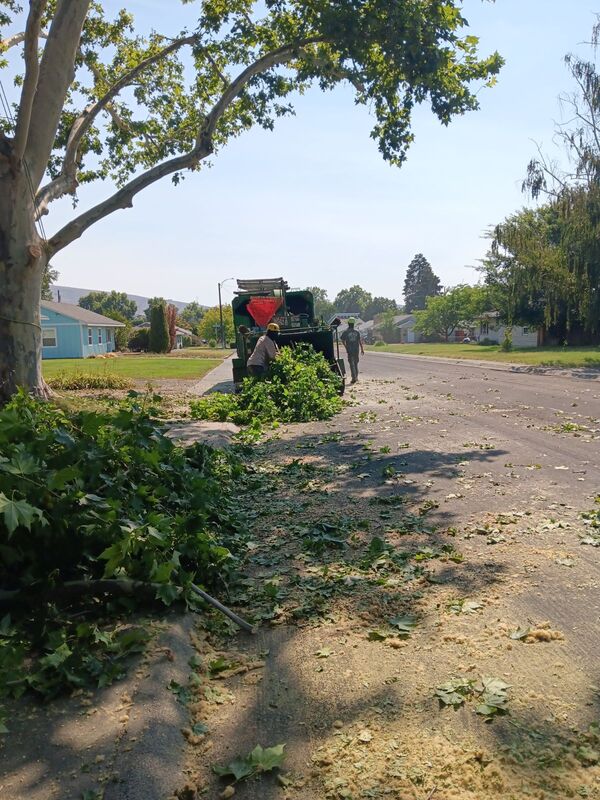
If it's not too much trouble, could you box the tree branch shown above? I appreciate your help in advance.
[0,30,47,51]
[24,0,92,190]
[48,38,322,255]
[36,34,199,215]
[12,0,47,162]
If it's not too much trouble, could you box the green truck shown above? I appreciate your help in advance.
[231,278,345,390]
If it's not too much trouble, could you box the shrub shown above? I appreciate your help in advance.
[208,338,217,348]
[129,328,150,351]
[478,337,495,346]
[47,371,133,390]
[0,392,247,699]
[501,328,513,352]
[374,340,385,347]
[191,344,343,425]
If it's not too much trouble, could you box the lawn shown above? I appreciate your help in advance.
[43,355,226,381]
[365,343,600,368]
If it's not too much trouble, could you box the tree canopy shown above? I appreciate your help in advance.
[198,306,234,345]
[0,0,502,401]
[79,290,137,321]
[403,254,441,312]
[306,287,335,321]
[414,285,489,341]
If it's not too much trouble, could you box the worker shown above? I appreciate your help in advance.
[340,318,364,384]
[247,322,280,377]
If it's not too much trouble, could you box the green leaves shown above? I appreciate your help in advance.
[435,677,474,709]
[191,344,343,426]
[436,675,511,720]
[0,392,246,700]
[213,744,286,782]
[0,492,45,536]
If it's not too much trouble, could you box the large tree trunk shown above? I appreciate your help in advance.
[0,168,48,404]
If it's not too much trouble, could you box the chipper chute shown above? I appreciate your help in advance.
[246,296,282,327]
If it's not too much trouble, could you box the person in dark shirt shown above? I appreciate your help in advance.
[340,318,364,384]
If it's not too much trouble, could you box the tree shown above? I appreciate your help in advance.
[79,290,137,320]
[198,306,234,346]
[364,296,398,321]
[414,285,489,342]
[41,263,58,301]
[376,309,400,343]
[479,206,571,332]
[306,287,335,321]
[0,1,502,402]
[144,297,167,323]
[166,303,178,350]
[179,301,204,334]
[403,254,441,312]
[521,21,600,335]
[149,301,170,353]
[333,286,373,318]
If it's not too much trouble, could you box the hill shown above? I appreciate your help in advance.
[50,286,197,316]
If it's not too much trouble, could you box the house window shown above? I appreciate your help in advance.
[481,322,489,335]
[88,328,93,345]
[523,327,530,335]
[98,328,103,345]
[42,327,57,347]
[107,329,112,343]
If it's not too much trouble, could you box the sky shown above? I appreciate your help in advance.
[10,1,600,307]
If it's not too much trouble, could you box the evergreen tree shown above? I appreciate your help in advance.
[149,301,170,353]
[403,254,441,311]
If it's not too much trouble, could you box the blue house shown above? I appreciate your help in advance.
[41,301,125,359]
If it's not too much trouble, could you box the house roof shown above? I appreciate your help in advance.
[41,301,126,327]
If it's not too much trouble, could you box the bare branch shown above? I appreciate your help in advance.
[36,33,199,214]
[0,30,47,51]
[48,38,323,255]
[12,0,47,162]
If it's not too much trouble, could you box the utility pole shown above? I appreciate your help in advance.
[217,277,234,349]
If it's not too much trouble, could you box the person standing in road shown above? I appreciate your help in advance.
[340,318,364,384]
[247,322,280,377]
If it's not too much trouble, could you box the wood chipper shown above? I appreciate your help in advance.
[231,278,345,390]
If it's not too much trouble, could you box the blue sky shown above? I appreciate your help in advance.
[35,1,600,306]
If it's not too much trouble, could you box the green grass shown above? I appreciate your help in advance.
[167,347,234,359]
[365,343,600,368]
[43,355,225,381]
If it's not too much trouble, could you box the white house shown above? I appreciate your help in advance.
[477,312,540,347]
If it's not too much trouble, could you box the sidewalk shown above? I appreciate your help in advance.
[189,355,235,396]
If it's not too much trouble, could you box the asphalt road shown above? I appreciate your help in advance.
[358,351,600,511]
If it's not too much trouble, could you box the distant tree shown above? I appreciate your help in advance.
[145,297,168,322]
[41,265,59,301]
[403,254,441,311]
[333,286,373,318]
[167,304,178,350]
[306,287,335,321]
[179,301,205,333]
[414,285,489,341]
[149,301,170,353]
[364,296,398,320]
[198,306,234,345]
[376,309,400,343]
[79,290,137,321]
